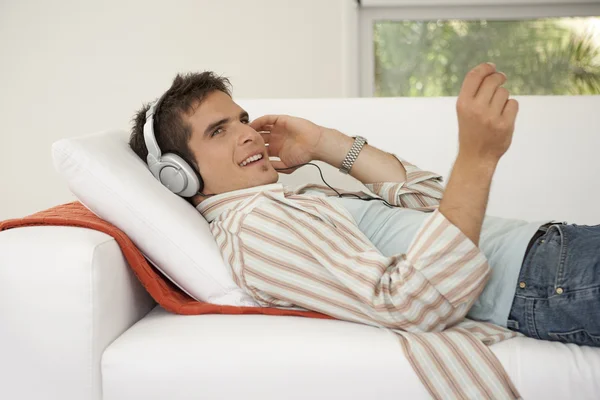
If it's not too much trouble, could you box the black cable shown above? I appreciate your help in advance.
[275,162,401,209]
[198,162,403,209]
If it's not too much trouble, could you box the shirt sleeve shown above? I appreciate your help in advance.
[363,154,445,209]
[236,203,491,333]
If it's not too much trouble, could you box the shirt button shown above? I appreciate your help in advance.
[556,287,564,294]
[540,239,545,243]
[519,282,526,289]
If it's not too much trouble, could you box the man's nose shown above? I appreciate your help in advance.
[238,124,259,145]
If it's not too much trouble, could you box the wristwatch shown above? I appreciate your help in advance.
[339,136,368,175]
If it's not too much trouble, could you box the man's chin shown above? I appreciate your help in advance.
[262,168,279,185]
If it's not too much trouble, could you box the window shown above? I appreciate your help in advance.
[359,3,600,97]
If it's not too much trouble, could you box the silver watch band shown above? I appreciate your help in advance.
[339,136,367,175]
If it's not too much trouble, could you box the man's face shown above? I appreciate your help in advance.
[186,91,278,201]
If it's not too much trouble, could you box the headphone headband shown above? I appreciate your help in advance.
[143,96,164,164]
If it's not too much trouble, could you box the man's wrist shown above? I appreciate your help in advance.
[455,152,499,176]
[312,128,354,167]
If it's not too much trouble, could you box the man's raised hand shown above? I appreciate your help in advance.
[250,115,324,173]
[456,62,519,164]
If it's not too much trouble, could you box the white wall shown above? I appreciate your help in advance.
[0,0,358,220]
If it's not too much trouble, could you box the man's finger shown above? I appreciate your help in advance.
[475,72,507,104]
[250,115,280,131]
[502,99,519,120]
[459,62,498,99]
[490,87,510,115]
[255,125,274,135]
[266,143,275,156]
[259,131,270,142]
[265,137,282,156]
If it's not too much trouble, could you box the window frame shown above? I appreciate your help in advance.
[359,2,600,96]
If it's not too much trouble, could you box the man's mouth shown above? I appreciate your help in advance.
[239,153,264,167]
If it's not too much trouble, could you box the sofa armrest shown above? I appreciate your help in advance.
[0,226,156,400]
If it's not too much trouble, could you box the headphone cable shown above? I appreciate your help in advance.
[197,161,401,209]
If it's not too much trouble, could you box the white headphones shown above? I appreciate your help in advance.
[143,93,203,197]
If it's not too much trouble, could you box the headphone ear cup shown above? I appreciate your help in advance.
[197,171,204,193]
[150,153,201,198]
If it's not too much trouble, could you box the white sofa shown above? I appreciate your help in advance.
[1,96,600,400]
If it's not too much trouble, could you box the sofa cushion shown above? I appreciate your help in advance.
[101,306,600,400]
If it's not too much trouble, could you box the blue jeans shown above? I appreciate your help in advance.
[507,222,600,347]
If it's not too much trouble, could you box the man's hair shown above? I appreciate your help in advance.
[129,71,232,199]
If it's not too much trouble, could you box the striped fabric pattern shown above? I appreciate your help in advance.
[197,156,524,399]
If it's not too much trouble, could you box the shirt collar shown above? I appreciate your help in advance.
[196,183,286,222]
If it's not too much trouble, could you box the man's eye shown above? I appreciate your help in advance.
[241,118,249,124]
[211,127,224,137]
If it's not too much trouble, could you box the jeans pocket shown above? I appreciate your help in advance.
[548,329,600,347]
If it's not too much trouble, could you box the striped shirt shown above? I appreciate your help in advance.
[197,157,524,399]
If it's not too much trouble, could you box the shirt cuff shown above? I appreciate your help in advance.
[363,155,444,205]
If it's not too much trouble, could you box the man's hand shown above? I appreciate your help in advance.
[250,115,324,173]
[456,62,519,163]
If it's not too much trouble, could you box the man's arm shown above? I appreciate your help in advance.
[250,114,409,184]
[314,132,444,208]
[312,129,408,184]
[438,63,518,246]
[237,205,490,333]
[316,63,517,247]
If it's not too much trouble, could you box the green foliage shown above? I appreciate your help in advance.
[374,18,600,96]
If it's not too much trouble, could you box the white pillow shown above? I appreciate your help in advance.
[51,129,260,307]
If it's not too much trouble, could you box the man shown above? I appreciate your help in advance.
[129,63,600,346]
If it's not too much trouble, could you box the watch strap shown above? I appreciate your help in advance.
[339,136,367,175]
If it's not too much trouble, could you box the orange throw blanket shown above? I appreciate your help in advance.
[0,201,334,320]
